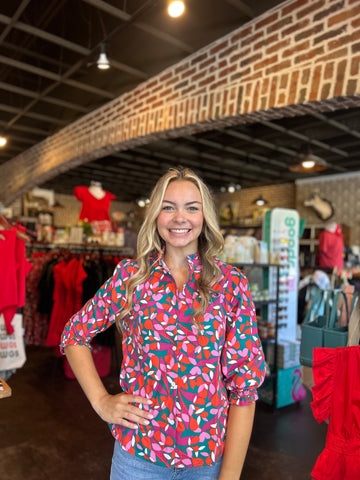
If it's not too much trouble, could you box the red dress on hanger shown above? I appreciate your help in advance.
[311,346,360,479]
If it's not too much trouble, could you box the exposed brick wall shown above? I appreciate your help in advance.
[296,171,360,245]
[2,0,360,204]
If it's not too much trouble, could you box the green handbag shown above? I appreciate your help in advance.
[300,288,331,367]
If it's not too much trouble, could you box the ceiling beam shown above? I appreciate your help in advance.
[0,103,68,126]
[0,0,31,44]
[259,119,348,157]
[0,54,115,99]
[0,13,148,79]
[81,0,194,53]
[223,0,256,18]
[0,80,89,113]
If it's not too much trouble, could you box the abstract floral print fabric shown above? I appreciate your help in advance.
[61,251,265,469]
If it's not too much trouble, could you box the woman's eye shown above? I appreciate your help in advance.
[162,205,173,211]
[188,206,199,211]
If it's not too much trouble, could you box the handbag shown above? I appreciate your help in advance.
[0,314,27,371]
[347,293,360,346]
[300,287,331,367]
[323,291,349,349]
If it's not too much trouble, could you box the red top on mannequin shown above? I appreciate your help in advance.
[74,182,115,222]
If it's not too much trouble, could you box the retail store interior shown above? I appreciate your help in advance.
[1,1,360,479]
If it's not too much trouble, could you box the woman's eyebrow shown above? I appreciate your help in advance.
[162,200,202,205]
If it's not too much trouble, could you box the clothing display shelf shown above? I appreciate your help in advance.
[231,262,280,409]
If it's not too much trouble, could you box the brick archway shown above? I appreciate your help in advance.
[1,0,360,205]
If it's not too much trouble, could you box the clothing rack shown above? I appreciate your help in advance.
[26,242,134,256]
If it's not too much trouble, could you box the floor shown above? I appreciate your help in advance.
[0,346,327,480]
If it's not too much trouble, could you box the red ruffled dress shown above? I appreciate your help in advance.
[311,347,360,479]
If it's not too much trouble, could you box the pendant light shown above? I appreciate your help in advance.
[168,1,185,18]
[252,195,268,207]
[289,147,328,172]
[97,43,110,70]
[0,135,7,147]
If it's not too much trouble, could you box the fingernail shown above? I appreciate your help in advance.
[147,414,153,419]
[143,420,150,425]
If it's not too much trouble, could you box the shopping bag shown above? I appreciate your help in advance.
[0,314,26,370]
[323,291,349,349]
[347,293,360,346]
[300,288,331,367]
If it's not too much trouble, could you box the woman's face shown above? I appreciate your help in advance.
[156,180,204,255]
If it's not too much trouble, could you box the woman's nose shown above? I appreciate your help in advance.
[173,208,186,222]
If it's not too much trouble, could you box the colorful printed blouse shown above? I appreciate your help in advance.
[61,251,266,469]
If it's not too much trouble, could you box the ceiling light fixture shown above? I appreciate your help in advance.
[289,148,328,172]
[0,135,7,147]
[168,1,185,18]
[97,43,110,70]
[252,195,268,207]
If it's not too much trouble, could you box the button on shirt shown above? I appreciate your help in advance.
[60,251,265,469]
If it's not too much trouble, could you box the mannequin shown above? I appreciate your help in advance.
[88,181,106,200]
[318,222,344,268]
[74,182,115,223]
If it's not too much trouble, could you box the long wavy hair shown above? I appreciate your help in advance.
[116,166,224,328]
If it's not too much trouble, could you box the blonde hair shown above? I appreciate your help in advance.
[117,166,224,328]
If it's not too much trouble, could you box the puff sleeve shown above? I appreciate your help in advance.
[60,259,133,353]
[311,347,337,423]
[221,268,266,406]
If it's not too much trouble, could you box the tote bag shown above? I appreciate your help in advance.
[323,291,349,349]
[0,314,27,371]
[300,288,331,367]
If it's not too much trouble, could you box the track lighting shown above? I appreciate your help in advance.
[168,1,185,18]
[97,43,110,70]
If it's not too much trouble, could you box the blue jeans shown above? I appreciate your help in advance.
[110,440,222,480]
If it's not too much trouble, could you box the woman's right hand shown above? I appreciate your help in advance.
[93,392,153,429]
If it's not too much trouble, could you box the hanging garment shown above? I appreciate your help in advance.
[318,228,344,268]
[0,229,32,334]
[74,186,115,222]
[311,346,360,479]
[46,258,87,348]
[23,252,53,346]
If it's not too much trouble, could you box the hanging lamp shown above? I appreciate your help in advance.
[289,147,328,172]
[252,195,268,207]
[97,43,110,70]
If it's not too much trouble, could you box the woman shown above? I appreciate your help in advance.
[61,166,266,480]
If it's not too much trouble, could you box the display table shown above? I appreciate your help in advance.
[0,376,12,398]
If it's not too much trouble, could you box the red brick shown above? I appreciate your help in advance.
[283,40,310,58]
[297,0,325,19]
[256,12,279,29]
[266,59,292,75]
[282,0,308,16]
[309,65,322,101]
[231,26,253,44]
[267,39,290,55]
[210,40,229,55]
[254,54,278,71]
[267,16,293,34]
[328,6,360,27]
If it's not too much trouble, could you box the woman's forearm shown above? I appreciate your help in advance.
[64,345,109,409]
[218,402,256,480]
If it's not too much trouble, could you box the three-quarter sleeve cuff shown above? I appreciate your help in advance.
[228,387,259,406]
